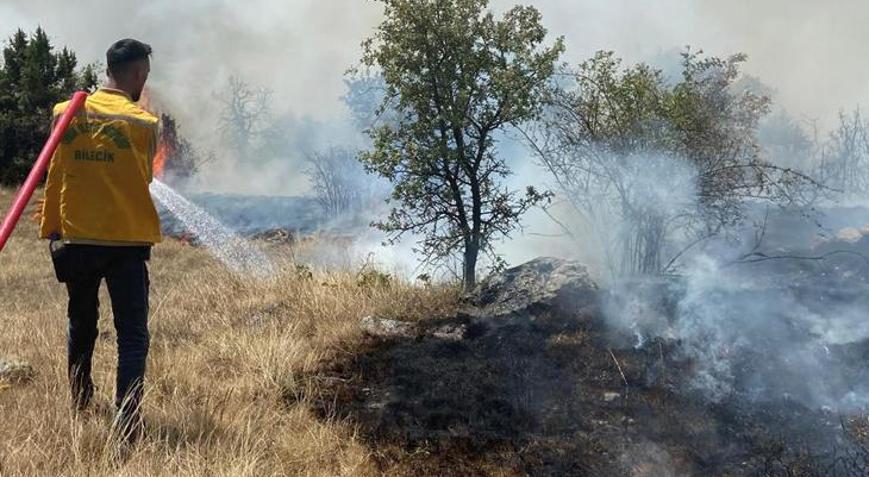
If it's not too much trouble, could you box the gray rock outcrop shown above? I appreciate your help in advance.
[467,257,599,319]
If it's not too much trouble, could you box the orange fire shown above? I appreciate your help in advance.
[153,140,168,179]
[138,87,171,179]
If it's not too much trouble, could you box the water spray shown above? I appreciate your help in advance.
[149,180,275,277]
[0,91,88,253]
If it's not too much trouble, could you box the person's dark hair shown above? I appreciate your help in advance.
[106,39,152,77]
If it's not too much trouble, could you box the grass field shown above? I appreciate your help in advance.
[0,187,461,476]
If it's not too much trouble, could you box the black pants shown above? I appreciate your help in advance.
[52,244,150,416]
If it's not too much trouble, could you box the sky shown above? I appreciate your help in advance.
[3,0,867,271]
[2,0,867,196]
[2,0,866,124]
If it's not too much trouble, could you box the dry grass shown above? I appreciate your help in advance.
[0,187,461,476]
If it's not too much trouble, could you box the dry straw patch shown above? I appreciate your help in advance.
[0,187,460,476]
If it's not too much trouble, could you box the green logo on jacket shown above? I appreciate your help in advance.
[62,123,131,150]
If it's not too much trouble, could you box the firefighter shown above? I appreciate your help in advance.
[40,38,161,444]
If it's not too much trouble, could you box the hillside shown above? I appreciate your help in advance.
[2,186,869,476]
[0,187,458,476]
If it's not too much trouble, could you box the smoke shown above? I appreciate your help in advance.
[606,251,869,411]
[505,0,869,129]
[593,150,869,412]
[1,0,382,123]
[0,0,382,196]
[5,0,869,278]
[3,0,867,193]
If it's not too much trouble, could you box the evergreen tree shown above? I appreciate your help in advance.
[0,28,99,184]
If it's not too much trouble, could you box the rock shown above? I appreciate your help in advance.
[251,228,296,244]
[429,322,468,341]
[362,317,470,341]
[361,316,418,339]
[467,257,598,319]
[0,358,35,384]
[603,391,621,402]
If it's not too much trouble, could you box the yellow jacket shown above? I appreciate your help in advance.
[40,88,162,245]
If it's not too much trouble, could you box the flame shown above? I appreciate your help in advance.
[153,125,177,180]
[153,140,168,179]
[139,87,171,179]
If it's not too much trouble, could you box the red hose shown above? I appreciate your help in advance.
[0,91,88,253]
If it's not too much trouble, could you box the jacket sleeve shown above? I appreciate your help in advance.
[39,113,63,239]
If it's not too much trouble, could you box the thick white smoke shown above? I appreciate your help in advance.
[594,150,869,412]
[3,0,867,194]
[5,0,868,279]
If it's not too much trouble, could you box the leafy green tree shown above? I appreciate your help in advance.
[527,50,819,276]
[0,28,99,184]
[357,0,563,289]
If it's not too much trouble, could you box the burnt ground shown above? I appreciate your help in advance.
[295,259,869,476]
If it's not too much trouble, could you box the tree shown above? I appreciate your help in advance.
[816,109,869,199]
[758,109,816,173]
[217,75,272,159]
[526,50,819,276]
[0,28,99,184]
[343,73,403,133]
[155,112,212,184]
[306,147,372,219]
[357,0,563,290]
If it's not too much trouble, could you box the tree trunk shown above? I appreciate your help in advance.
[463,240,479,292]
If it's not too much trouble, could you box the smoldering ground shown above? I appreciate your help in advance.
[548,145,869,411]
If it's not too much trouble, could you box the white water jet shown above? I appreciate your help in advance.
[149,179,276,278]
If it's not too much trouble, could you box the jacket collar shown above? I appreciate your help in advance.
[97,87,134,102]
